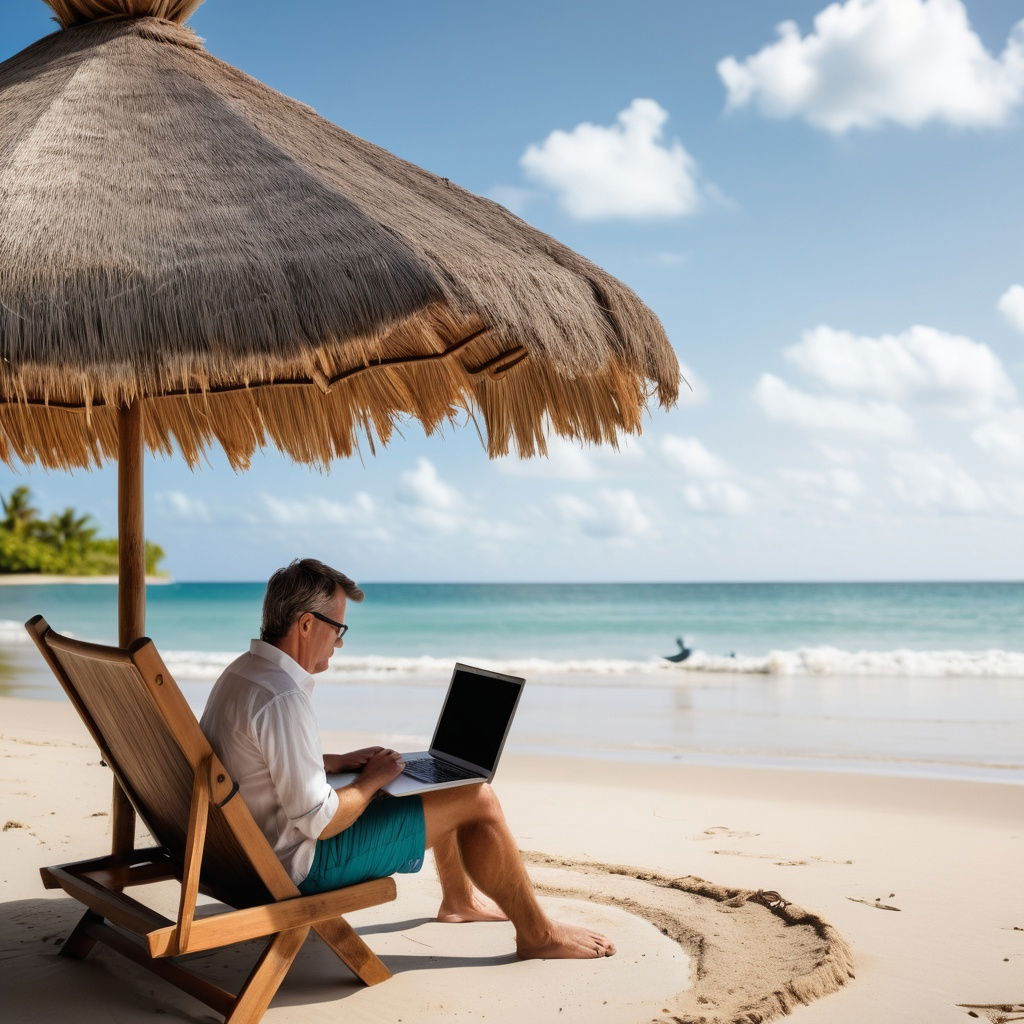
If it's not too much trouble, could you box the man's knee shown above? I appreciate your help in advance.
[473,782,502,820]
[450,781,501,822]
[423,782,502,840]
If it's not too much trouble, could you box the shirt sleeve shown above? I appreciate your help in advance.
[253,690,338,840]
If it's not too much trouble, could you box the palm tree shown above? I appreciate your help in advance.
[1,486,39,533]
[39,508,99,549]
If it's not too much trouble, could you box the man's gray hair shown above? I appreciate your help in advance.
[260,558,364,644]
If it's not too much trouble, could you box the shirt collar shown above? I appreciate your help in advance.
[248,639,316,695]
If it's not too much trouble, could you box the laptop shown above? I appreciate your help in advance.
[327,662,526,797]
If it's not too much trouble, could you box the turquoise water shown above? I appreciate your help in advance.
[3,581,1021,781]
[1,580,1022,663]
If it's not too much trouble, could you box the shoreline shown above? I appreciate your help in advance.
[0,574,171,585]
[1,640,1021,786]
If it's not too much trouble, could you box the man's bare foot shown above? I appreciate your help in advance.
[516,921,616,960]
[436,895,509,923]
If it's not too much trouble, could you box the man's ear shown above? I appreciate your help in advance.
[297,612,312,636]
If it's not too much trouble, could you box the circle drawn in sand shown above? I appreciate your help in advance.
[522,851,855,1024]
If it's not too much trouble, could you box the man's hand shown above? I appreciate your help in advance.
[323,747,385,774]
[357,748,405,789]
[319,748,406,840]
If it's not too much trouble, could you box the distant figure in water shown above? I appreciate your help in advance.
[664,636,692,663]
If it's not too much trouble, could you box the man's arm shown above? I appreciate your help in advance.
[319,748,405,839]
[322,747,385,774]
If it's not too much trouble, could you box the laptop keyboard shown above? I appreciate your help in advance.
[403,757,481,784]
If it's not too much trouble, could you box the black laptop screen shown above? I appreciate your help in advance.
[431,667,523,772]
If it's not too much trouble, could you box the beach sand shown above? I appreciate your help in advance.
[1,695,1021,1024]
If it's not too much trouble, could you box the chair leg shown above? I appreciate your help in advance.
[59,909,102,960]
[314,917,391,986]
[225,926,309,1024]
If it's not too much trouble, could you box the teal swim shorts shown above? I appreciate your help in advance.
[298,794,426,893]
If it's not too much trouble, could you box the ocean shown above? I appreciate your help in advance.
[1,581,1022,783]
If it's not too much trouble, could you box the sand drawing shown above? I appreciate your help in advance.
[522,851,855,1024]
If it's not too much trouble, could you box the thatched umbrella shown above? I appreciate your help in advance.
[1,0,679,643]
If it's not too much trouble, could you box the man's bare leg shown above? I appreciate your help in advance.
[433,832,508,923]
[422,784,615,959]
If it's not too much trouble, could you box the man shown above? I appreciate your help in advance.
[201,558,614,959]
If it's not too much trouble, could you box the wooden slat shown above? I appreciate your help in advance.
[314,917,391,985]
[60,909,102,960]
[43,857,175,892]
[46,866,174,936]
[41,846,170,879]
[148,877,396,958]
[226,927,309,1024]
[83,859,178,890]
[174,755,212,953]
[111,780,137,862]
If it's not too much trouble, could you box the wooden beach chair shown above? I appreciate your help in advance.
[25,615,397,1024]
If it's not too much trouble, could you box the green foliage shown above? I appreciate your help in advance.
[0,488,167,577]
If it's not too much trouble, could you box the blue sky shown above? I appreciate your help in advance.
[2,0,1023,582]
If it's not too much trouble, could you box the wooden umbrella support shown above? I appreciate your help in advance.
[112,400,144,856]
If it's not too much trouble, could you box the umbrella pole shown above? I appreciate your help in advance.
[118,400,146,647]
[111,400,145,857]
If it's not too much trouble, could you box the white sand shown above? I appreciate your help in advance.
[1,696,1021,1024]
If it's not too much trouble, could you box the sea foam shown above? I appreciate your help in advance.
[2,620,1021,681]
[160,646,1024,683]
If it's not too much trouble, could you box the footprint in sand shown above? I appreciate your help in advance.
[711,849,853,866]
[847,895,900,912]
[956,1002,1024,1022]
[695,825,761,841]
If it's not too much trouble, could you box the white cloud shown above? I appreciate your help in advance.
[754,373,915,438]
[972,409,1024,465]
[780,468,864,512]
[660,436,732,478]
[784,324,1015,414]
[398,458,461,511]
[487,185,535,217]
[395,459,521,539]
[678,362,709,405]
[831,468,865,497]
[997,284,1024,333]
[991,480,1024,516]
[261,492,389,540]
[814,442,861,465]
[889,451,989,513]
[682,480,752,516]
[607,434,647,462]
[496,436,599,481]
[521,99,702,220]
[158,490,210,522]
[718,0,1024,132]
[496,434,645,481]
[553,488,654,542]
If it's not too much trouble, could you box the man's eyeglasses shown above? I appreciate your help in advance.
[309,610,349,644]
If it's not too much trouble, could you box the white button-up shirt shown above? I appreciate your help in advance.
[200,639,338,885]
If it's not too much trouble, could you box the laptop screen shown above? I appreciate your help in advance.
[431,665,524,772]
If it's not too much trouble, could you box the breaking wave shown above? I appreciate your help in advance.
[157,646,1024,682]
[2,620,1021,680]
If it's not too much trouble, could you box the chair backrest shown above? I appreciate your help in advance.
[26,615,296,907]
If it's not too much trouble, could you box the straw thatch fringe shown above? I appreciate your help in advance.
[43,1,206,28]
[521,851,855,1024]
[0,15,679,468]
